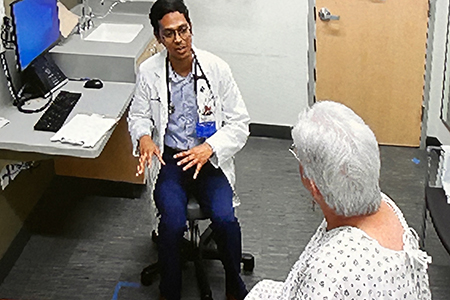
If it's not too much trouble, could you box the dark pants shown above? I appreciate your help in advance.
[154,147,247,300]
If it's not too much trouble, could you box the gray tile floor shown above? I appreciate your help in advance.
[0,137,449,299]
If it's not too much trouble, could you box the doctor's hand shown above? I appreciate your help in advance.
[174,143,213,179]
[136,135,165,176]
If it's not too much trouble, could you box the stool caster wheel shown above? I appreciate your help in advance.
[200,291,213,300]
[140,270,154,286]
[151,230,159,243]
[242,253,255,272]
[140,263,158,286]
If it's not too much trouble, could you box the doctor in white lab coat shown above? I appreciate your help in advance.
[127,1,250,299]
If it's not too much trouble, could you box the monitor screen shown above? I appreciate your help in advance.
[10,0,60,71]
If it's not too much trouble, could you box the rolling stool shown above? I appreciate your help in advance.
[140,194,255,300]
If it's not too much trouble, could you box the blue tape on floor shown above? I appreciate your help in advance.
[111,281,141,300]
[412,157,420,164]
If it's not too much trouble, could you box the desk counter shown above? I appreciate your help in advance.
[0,80,134,159]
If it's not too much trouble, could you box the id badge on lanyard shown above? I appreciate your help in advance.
[196,102,216,138]
[196,110,216,138]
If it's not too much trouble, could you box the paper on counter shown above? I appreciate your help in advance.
[0,117,9,129]
[57,1,79,38]
[50,114,118,148]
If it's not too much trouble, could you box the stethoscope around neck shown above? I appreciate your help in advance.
[165,50,213,115]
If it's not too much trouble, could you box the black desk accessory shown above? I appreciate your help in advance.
[34,90,81,132]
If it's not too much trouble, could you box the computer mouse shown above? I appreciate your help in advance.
[84,79,103,89]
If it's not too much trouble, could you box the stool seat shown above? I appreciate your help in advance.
[187,195,209,220]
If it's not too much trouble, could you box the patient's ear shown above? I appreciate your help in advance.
[300,165,320,197]
[308,180,321,198]
[299,166,323,206]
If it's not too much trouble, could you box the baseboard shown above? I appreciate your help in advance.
[249,123,292,140]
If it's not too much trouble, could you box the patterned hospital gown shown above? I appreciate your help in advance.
[246,194,432,300]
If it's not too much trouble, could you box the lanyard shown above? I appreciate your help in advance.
[192,51,211,95]
[165,51,212,115]
[165,55,175,114]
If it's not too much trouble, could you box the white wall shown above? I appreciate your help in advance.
[187,0,450,143]
[427,0,450,145]
[186,0,309,127]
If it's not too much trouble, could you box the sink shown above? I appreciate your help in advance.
[51,13,153,83]
[84,23,144,43]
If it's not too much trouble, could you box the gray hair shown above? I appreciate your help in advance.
[292,101,381,217]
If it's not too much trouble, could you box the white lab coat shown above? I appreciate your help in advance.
[127,46,250,212]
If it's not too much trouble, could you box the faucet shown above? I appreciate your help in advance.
[79,0,94,33]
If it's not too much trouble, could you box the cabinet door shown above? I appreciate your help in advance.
[315,0,428,146]
[54,113,145,184]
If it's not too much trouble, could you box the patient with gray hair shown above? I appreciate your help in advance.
[246,101,432,299]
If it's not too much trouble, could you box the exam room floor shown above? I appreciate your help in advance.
[0,137,449,299]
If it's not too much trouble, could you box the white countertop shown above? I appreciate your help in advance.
[0,80,134,159]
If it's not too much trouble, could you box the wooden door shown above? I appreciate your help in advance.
[315,0,429,146]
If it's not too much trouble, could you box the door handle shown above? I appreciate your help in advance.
[318,7,340,21]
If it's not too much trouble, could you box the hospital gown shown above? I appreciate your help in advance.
[246,194,432,300]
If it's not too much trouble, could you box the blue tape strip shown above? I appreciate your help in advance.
[412,158,420,165]
[111,281,141,300]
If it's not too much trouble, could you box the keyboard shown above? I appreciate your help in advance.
[34,91,82,132]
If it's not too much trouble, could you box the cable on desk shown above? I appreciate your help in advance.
[1,16,15,50]
[1,51,55,114]
[0,51,19,105]
[16,92,55,114]
[1,47,54,114]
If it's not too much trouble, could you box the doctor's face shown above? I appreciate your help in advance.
[158,12,193,62]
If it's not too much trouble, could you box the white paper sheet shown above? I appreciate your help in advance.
[50,114,118,148]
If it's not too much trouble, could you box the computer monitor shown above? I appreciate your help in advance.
[10,0,61,71]
[9,0,67,100]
